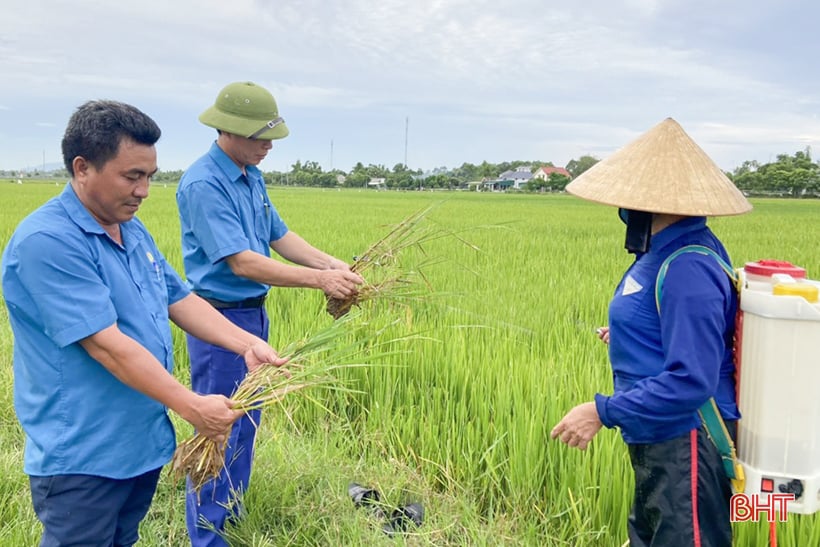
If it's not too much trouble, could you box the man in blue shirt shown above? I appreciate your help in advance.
[1,100,286,547]
[551,118,752,546]
[177,81,363,546]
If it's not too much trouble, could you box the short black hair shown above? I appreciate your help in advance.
[61,100,161,176]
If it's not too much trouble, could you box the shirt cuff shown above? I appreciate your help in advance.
[594,393,614,429]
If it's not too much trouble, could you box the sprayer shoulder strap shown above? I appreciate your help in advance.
[655,244,740,312]
[655,245,743,486]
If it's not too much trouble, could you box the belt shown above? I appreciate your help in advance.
[197,293,267,310]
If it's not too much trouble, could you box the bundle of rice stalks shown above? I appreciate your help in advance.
[172,312,413,493]
[326,204,479,319]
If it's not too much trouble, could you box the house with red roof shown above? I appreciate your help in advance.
[533,166,571,181]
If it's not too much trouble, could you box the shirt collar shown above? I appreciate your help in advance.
[58,182,144,250]
[208,141,263,183]
[649,216,708,254]
[59,183,106,236]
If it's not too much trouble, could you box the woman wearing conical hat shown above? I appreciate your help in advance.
[551,118,751,547]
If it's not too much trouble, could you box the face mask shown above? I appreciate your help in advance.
[619,208,653,253]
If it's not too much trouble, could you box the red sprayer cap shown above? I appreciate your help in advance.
[744,260,807,279]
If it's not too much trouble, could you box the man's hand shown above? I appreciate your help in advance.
[327,256,353,272]
[319,269,364,299]
[596,326,610,344]
[550,402,603,450]
[243,340,288,374]
[184,394,243,444]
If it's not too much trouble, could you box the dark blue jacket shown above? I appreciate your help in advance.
[595,217,740,444]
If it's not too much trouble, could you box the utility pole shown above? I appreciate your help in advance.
[404,117,409,168]
[330,139,334,171]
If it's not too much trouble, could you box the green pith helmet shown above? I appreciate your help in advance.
[199,81,289,140]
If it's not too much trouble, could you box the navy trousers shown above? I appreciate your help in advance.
[627,422,737,547]
[29,468,162,547]
[185,306,268,547]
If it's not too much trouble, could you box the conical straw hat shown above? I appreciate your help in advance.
[566,118,752,216]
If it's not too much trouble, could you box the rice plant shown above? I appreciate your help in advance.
[1,184,818,545]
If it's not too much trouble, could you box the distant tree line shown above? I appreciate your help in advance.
[728,148,820,197]
[257,149,819,196]
[260,156,602,191]
[4,148,819,197]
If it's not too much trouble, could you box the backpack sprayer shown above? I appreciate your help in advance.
[657,253,820,516]
[735,260,820,515]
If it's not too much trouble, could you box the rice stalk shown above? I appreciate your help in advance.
[326,204,481,319]
[172,311,415,492]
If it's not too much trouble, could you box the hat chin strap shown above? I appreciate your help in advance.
[247,117,284,139]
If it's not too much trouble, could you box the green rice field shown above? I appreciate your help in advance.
[1,182,818,546]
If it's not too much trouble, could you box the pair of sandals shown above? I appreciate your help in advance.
[348,483,424,536]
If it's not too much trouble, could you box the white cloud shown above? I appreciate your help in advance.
[1,0,819,171]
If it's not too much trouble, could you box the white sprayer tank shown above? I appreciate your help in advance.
[736,260,820,514]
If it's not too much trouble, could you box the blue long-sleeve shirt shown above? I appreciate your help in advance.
[594,217,740,444]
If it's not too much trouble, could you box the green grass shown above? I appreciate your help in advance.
[1,183,818,545]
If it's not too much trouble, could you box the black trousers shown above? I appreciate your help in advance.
[627,422,736,547]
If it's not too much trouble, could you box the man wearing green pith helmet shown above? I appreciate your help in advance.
[176,81,363,546]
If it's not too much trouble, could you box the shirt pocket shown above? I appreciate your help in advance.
[253,200,273,246]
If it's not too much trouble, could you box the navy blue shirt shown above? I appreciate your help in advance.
[176,142,288,301]
[1,184,190,478]
[595,217,740,444]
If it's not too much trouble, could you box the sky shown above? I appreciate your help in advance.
[2,0,819,175]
